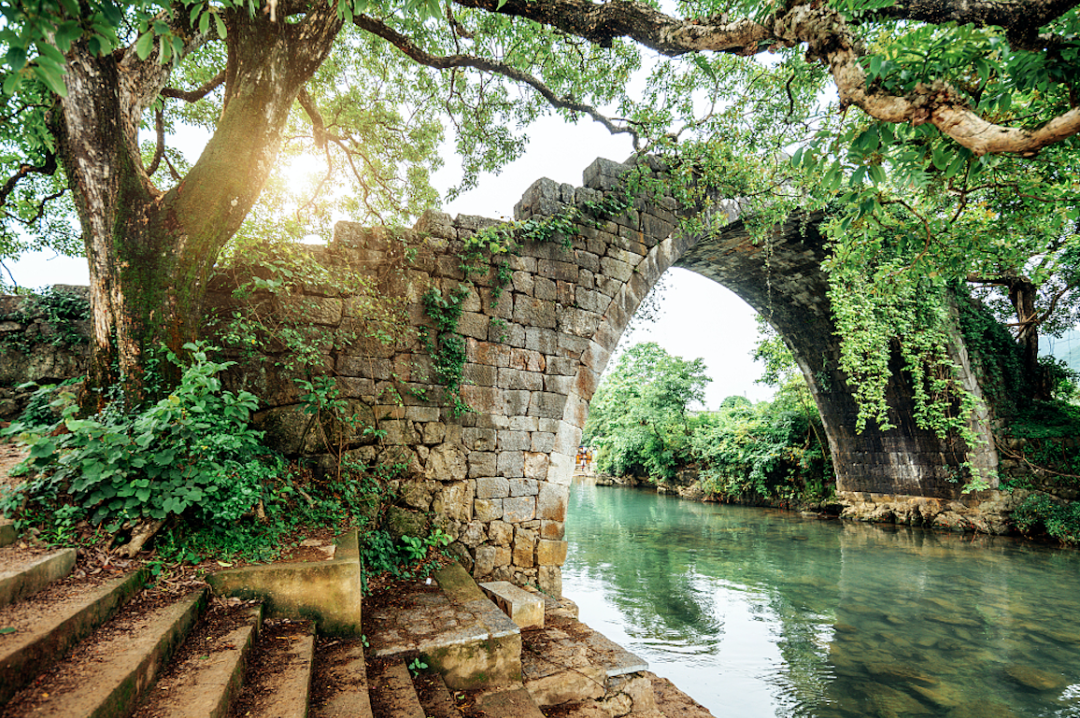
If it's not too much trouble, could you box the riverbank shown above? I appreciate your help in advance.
[585,469,1072,544]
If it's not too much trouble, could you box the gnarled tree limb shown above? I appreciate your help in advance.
[449,0,1080,156]
[353,13,640,146]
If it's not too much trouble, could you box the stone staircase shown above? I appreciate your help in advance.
[0,520,711,718]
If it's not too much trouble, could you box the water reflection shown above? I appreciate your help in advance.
[563,479,1080,717]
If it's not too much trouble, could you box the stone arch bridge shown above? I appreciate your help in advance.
[209,156,998,596]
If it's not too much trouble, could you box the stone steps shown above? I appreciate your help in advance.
[0,546,77,608]
[3,587,205,717]
[0,566,147,705]
[0,527,710,718]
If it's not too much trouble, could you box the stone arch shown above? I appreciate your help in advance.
[209,154,998,596]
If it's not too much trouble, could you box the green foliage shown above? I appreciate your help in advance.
[421,285,471,417]
[407,657,429,676]
[1012,493,1080,546]
[0,286,89,351]
[400,528,452,562]
[585,343,710,481]
[691,386,833,503]
[956,291,1030,414]
[4,343,275,529]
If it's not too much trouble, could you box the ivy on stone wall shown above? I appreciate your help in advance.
[0,286,90,352]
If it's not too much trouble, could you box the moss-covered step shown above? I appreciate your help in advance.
[365,563,522,690]
[0,567,147,705]
[0,547,76,608]
[2,588,205,718]
[206,530,362,636]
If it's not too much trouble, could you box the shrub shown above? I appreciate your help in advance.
[5,343,277,529]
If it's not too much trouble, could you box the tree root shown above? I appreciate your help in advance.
[116,518,165,558]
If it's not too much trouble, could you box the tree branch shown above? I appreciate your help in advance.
[147,106,166,176]
[296,88,327,149]
[352,13,639,146]
[0,153,58,209]
[449,0,1080,156]
[161,70,226,103]
[870,0,1080,49]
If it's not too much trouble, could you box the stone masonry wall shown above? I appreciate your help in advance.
[1,156,1004,593]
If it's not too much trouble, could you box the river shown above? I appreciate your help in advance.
[562,479,1080,718]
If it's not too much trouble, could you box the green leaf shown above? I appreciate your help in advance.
[5,46,27,71]
[214,13,227,39]
[134,31,154,61]
[198,11,210,35]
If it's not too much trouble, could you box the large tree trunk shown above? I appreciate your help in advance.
[54,7,342,408]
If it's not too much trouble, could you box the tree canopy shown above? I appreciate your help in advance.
[0,0,1077,426]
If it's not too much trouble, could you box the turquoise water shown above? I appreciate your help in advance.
[563,480,1080,718]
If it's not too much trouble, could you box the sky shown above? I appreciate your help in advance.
[6,113,774,409]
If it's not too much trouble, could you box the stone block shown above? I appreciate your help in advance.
[531,432,556,453]
[502,496,536,523]
[498,430,532,451]
[509,479,539,497]
[469,339,512,368]
[464,427,498,451]
[469,452,498,478]
[528,392,566,419]
[426,443,468,481]
[537,483,569,522]
[537,540,568,566]
[474,546,497,578]
[508,415,539,432]
[600,256,634,282]
[540,521,564,540]
[524,452,550,480]
[464,363,498,387]
[480,581,544,629]
[544,375,574,395]
[514,296,557,329]
[493,546,512,567]
[533,276,556,301]
[498,451,525,478]
[474,498,504,522]
[433,481,474,523]
[512,541,535,568]
[509,348,546,372]
[524,328,558,355]
[498,368,544,391]
[207,558,362,635]
[488,521,513,547]
[538,565,562,598]
[476,476,510,499]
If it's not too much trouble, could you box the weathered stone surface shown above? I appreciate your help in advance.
[509,479,540,497]
[476,476,510,499]
[386,506,430,540]
[479,580,544,628]
[475,498,504,522]
[468,452,498,478]
[489,521,514,547]
[427,444,468,481]
[537,483,570,522]
[208,557,362,635]
[503,496,536,523]
[434,482,475,523]
[537,540,568,566]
